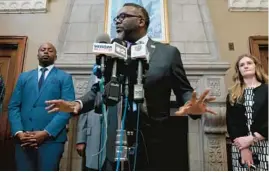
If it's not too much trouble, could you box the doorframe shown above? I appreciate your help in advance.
[0,36,27,170]
[0,36,28,85]
[249,36,268,57]
[0,36,27,138]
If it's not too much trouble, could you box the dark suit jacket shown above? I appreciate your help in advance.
[79,38,195,117]
[226,84,268,141]
[140,38,193,120]
[78,38,195,161]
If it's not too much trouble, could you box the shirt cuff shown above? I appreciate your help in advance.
[44,129,51,137]
[76,100,83,109]
[15,131,23,136]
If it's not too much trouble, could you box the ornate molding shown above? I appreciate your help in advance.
[208,138,223,163]
[228,0,268,11]
[205,135,227,171]
[184,61,230,75]
[203,105,227,134]
[72,76,91,97]
[0,0,48,13]
[207,78,221,97]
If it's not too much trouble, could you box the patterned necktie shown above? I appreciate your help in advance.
[38,67,48,90]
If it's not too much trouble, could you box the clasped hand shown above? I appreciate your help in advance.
[175,89,217,116]
[233,135,254,150]
[240,148,254,169]
[17,131,49,149]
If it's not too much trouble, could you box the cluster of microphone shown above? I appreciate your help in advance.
[92,33,149,166]
[92,33,149,106]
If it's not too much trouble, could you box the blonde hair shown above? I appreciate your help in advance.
[228,54,268,105]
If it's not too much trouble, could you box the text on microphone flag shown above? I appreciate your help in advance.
[131,43,147,59]
[93,43,113,52]
[134,44,142,51]
[114,42,127,59]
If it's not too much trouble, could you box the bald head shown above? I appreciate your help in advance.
[38,42,57,53]
[37,42,57,67]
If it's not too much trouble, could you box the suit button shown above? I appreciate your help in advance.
[29,118,32,121]
[33,105,36,108]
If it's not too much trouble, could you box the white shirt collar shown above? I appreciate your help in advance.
[136,35,149,45]
[38,64,54,72]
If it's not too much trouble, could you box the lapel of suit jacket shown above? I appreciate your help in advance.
[34,67,57,104]
[146,38,157,63]
[144,38,156,85]
[31,68,39,100]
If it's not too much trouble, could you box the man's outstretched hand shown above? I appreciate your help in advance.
[175,89,217,116]
[45,100,81,114]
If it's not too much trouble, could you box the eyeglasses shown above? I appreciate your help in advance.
[113,13,142,23]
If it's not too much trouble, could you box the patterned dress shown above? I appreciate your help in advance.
[231,87,268,171]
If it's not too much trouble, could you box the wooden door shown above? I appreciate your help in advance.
[258,45,268,74]
[249,36,268,74]
[0,36,27,170]
[0,45,18,138]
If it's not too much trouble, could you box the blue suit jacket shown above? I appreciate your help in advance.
[8,67,75,143]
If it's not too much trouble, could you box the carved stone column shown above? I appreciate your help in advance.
[185,62,229,171]
[203,107,228,171]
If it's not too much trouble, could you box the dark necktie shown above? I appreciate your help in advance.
[127,41,136,48]
[38,67,48,90]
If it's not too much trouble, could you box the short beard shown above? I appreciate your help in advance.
[38,59,54,67]
[116,31,125,41]
[119,28,139,42]
[39,62,53,67]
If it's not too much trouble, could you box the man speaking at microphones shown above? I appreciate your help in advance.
[46,3,217,171]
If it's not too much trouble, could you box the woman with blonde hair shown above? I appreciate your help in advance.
[226,54,268,171]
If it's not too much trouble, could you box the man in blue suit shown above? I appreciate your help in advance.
[8,42,75,171]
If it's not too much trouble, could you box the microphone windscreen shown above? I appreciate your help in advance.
[95,33,111,43]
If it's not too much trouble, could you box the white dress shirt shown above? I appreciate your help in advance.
[38,64,54,81]
[136,34,149,45]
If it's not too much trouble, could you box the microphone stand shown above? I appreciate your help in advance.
[115,76,129,171]
[98,57,108,170]
[131,59,145,171]
[115,56,147,171]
